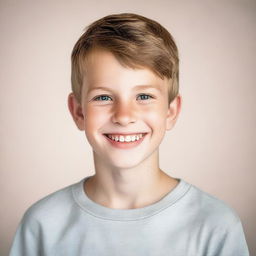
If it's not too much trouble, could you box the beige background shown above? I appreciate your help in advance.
[1,0,255,255]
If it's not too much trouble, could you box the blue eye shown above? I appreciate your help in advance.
[94,95,112,101]
[137,94,153,100]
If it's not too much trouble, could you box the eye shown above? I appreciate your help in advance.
[93,95,112,101]
[137,94,154,100]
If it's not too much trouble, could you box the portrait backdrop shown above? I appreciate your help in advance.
[0,0,255,255]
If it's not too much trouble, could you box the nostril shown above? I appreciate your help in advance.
[111,110,137,125]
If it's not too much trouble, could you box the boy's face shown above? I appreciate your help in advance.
[68,49,181,169]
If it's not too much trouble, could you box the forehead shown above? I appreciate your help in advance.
[82,49,169,93]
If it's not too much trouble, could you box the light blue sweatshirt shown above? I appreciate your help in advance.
[9,176,249,256]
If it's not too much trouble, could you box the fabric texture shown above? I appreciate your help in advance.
[9,176,249,256]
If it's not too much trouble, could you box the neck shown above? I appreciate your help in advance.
[84,150,178,209]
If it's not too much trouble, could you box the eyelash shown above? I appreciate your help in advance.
[93,95,111,101]
[93,94,154,102]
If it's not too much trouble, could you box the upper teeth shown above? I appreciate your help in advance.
[106,134,144,142]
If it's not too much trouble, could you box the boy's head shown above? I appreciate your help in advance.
[71,13,179,105]
[68,13,181,169]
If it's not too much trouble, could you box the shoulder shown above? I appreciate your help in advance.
[21,180,80,226]
[183,181,241,230]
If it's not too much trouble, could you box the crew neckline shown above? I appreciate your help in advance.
[72,175,191,221]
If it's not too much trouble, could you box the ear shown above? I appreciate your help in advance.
[166,94,182,131]
[67,93,85,131]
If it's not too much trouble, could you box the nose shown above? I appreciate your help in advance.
[111,101,137,126]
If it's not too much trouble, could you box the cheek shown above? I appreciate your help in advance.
[143,106,168,134]
[84,107,108,131]
[144,105,166,122]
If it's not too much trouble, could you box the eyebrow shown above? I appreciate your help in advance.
[87,84,161,94]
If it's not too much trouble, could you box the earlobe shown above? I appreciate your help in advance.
[67,93,85,131]
[166,94,182,131]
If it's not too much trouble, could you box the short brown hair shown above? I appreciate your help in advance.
[71,13,179,104]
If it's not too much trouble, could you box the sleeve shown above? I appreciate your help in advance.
[9,212,41,256]
[212,219,250,256]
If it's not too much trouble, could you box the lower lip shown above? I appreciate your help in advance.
[104,134,147,149]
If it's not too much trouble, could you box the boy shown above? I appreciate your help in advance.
[10,13,249,256]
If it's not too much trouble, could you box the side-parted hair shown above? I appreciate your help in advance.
[71,13,179,105]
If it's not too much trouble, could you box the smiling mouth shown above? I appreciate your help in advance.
[103,133,147,143]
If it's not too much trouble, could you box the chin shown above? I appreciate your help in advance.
[107,158,145,170]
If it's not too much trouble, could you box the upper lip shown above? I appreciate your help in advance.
[104,132,148,135]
